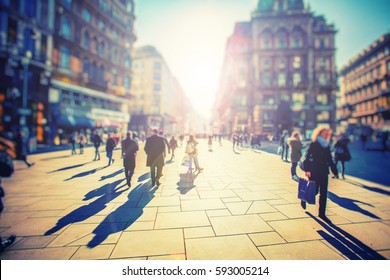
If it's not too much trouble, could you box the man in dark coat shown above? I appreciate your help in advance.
[105,133,116,166]
[144,129,166,186]
[121,132,139,186]
[92,130,102,161]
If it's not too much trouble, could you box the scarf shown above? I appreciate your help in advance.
[317,135,330,148]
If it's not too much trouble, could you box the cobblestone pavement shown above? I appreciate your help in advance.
[0,139,389,260]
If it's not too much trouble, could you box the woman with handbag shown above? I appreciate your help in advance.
[301,126,338,223]
[333,134,351,179]
[185,135,203,173]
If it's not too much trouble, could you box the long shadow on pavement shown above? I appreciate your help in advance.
[328,192,380,219]
[137,172,150,182]
[64,166,108,181]
[40,155,73,161]
[87,181,157,248]
[47,162,92,174]
[99,169,124,181]
[177,172,199,194]
[344,178,390,195]
[44,179,128,236]
[306,212,386,260]
[83,178,126,201]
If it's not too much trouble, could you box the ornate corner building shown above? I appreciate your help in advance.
[0,0,136,144]
[338,34,390,134]
[213,0,337,138]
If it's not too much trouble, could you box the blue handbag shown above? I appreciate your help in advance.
[298,178,317,204]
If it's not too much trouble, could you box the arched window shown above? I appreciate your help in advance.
[260,29,272,50]
[60,15,71,39]
[60,45,70,68]
[275,28,288,49]
[291,26,304,48]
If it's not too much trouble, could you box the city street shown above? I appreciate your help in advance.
[0,139,389,260]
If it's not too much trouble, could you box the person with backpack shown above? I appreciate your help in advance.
[333,134,351,180]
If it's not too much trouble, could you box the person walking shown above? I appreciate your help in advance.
[169,136,178,160]
[185,134,203,173]
[78,132,87,154]
[70,131,78,155]
[288,131,304,181]
[301,126,339,223]
[105,133,116,166]
[144,129,166,186]
[208,136,213,152]
[121,131,139,187]
[334,134,351,179]
[91,130,102,161]
[279,130,289,161]
[15,130,34,167]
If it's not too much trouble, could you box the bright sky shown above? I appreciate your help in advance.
[134,0,390,121]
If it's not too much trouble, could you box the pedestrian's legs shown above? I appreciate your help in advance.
[285,145,289,161]
[72,143,76,155]
[193,154,200,169]
[156,164,163,184]
[150,165,156,186]
[317,176,329,217]
[188,154,193,171]
[281,145,285,159]
[291,162,298,177]
[341,161,345,179]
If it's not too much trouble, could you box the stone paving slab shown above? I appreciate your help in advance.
[1,141,389,260]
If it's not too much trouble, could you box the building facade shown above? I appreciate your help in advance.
[338,34,390,135]
[0,0,55,144]
[130,45,192,136]
[213,0,337,138]
[0,0,136,144]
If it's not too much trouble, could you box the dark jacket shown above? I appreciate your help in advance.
[303,141,338,179]
[144,134,166,167]
[92,134,102,148]
[122,138,139,158]
[288,137,302,163]
[105,137,116,152]
[334,139,351,161]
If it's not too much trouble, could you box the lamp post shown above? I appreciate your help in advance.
[19,50,32,129]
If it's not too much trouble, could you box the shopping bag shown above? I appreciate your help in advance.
[298,178,317,204]
[181,154,191,167]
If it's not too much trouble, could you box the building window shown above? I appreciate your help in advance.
[387,60,390,72]
[112,72,117,86]
[264,95,274,105]
[318,73,327,85]
[83,31,90,48]
[7,17,17,45]
[293,73,301,87]
[317,93,328,105]
[261,30,272,50]
[278,58,286,69]
[60,15,71,39]
[154,62,161,70]
[153,72,161,80]
[82,8,91,23]
[83,57,90,73]
[262,73,272,86]
[99,65,104,80]
[125,55,131,68]
[292,92,305,105]
[278,73,286,87]
[62,0,72,9]
[317,111,330,122]
[99,20,106,31]
[60,45,70,69]
[98,41,105,56]
[275,29,288,49]
[124,76,130,89]
[293,56,301,69]
[40,34,47,61]
[154,84,161,91]
[23,28,35,55]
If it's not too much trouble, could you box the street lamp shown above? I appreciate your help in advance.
[19,50,32,128]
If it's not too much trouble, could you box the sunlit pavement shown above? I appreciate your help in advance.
[0,139,389,260]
